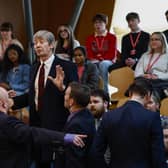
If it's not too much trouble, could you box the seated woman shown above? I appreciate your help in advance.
[73,46,99,90]
[0,22,23,61]
[0,44,30,96]
[135,32,168,99]
[55,24,80,61]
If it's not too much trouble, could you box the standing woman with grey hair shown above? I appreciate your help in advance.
[135,32,168,99]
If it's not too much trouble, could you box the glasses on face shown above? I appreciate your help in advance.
[150,38,161,41]
[59,29,68,33]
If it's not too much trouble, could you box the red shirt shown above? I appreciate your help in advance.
[77,66,85,81]
[85,32,117,62]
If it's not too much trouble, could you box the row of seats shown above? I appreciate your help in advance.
[108,67,168,116]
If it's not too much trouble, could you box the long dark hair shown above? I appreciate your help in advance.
[1,44,30,79]
[55,24,75,58]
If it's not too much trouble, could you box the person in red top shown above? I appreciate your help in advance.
[86,13,117,93]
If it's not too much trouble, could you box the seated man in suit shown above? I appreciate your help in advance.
[90,77,167,168]
[0,86,86,168]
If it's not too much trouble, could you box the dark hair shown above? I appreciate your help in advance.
[1,44,30,79]
[55,24,75,59]
[0,22,14,38]
[92,13,108,24]
[126,77,153,98]
[73,46,87,58]
[126,12,140,22]
[69,82,91,107]
[91,89,110,108]
[165,10,168,16]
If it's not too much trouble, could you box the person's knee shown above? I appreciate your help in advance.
[99,60,112,70]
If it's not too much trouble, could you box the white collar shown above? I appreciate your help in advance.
[40,54,55,66]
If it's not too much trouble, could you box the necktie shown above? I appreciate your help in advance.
[38,63,45,111]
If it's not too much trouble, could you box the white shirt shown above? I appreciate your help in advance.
[135,52,168,80]
[34,54,55,110]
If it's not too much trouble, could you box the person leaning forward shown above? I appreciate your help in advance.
[0,87,86,168]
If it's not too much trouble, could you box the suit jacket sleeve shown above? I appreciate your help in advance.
[82,62,99,90]
[12,93,29,110]
[150,112,167,168]
[65,124,89,168]
[3,116,65,145]
[89,114,109,168]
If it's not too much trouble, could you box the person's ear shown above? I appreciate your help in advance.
[69,98,74,107]
[104,101,108,109]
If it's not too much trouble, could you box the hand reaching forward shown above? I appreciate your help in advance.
[48,65,65,91]
[73,134,87,148]
[64,134,87,148]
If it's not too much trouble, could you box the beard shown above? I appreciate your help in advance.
[90,106,105,119]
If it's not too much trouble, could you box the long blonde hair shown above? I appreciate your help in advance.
[148,32,168,55]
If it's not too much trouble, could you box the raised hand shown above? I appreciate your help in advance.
[48,65,65,91]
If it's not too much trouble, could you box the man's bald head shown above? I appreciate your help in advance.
[0,87,8,100]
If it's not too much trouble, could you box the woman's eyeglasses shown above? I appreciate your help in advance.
[150,38,161,41]
[59,29,68,33]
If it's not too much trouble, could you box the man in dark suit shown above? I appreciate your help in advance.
[11,30,78,168]
[62,82,96,168]
[31,30,78,167]
[0,87,87,168]
[90,78,167,168]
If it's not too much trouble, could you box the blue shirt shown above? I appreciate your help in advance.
[6,64,30,95]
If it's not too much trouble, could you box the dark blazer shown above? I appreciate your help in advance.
[29,56,78,129]
[13,56,78,161]
[0,111,65,168]
[80,61,99,90]
[90,101,167,168]
[63,108,96,168]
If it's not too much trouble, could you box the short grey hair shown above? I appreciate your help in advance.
[33,30,56,52]
[33,30,55,45]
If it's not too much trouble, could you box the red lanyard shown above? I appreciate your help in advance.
[129,31,141,49]
[95,36,105,52]
[145,53,161,73]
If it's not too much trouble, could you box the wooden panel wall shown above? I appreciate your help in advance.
[75,0,115,45]
[31,0,76,34]
[0,0,115,48]
[0,0,26,47]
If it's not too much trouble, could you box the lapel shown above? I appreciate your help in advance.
[80,62,87,82]
[31,61,41,82]
[45,56,58,88]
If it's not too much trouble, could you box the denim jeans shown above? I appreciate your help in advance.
[98,60,113,93]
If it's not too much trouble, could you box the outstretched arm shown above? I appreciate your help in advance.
[3,115,86,148]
